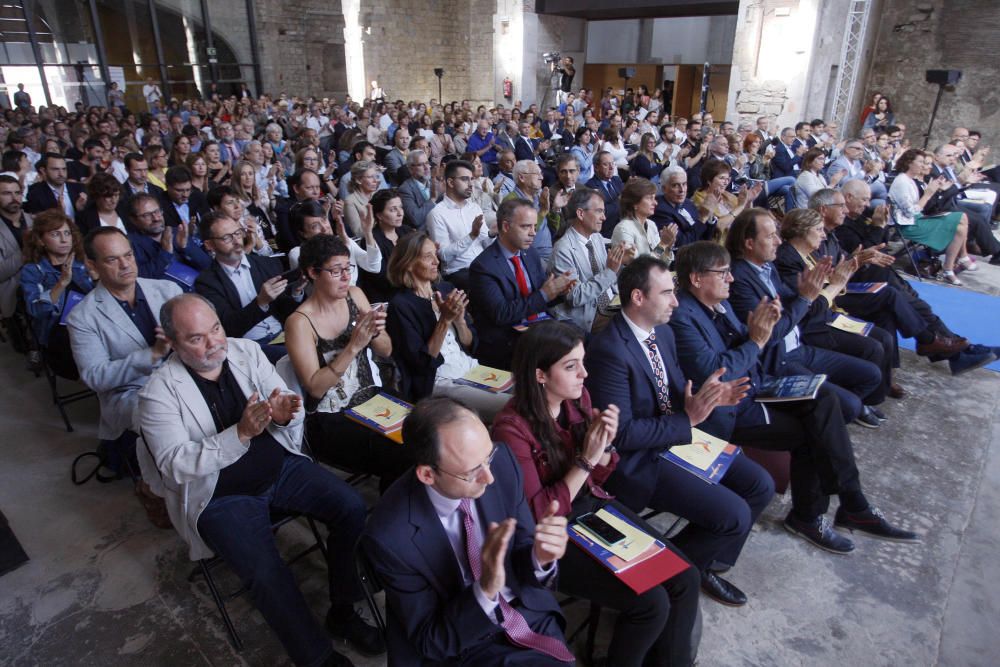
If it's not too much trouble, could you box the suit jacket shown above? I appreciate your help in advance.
[548,227,617,332]
[193,255,295,338]
[160,190,210,229]
[0,216,22,318]
[383,148,408,186]
[468,241,552,370]
[360,445,565,666]
[668,291,769,439]
[585,175,624,237]
[118,181,166,223]
[138,337,305,560]
[398,178,438,231]
[770,143,802,180]
[67,278,183,439]
[24,181,86,216]
[128,229,212,285]
[386,283,477,402]
[513,136,538,163]
[584,314,694,510]
[651,195,711,248]
[729,257,821,365]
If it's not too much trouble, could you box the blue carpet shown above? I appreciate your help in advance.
[898,280,1000,372]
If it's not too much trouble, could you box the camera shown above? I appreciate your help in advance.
[543,52,561,65]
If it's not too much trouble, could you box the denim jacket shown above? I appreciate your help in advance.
[20,257,94,345]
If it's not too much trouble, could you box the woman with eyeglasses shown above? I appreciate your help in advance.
[285,234,413,489]
[76,172,126,236]
[20,210,94,375]
[384,232,509,422]
[490,321,700,667]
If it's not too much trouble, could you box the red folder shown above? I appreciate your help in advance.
[569,526,691,594]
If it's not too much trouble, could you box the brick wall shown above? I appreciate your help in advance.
[253,0,347,98]
[865,0,999,146]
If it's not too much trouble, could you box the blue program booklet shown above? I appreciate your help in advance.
[164,259,199,288]
[58,290,86,326]
[845,282,886,294]
[755,374,827,403]
[660,428,741,484]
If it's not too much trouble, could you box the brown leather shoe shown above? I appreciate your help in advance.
[135,481,173,530]
[888,384,907,399]
[916,334,969,358]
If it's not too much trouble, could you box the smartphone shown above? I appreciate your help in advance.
[280,268,303,283]
[576,512,626,546]
[370,302,388,313]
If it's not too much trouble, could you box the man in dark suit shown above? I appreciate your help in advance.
[194,212,298,363]
[770,127,806,180]
[726,208,890,427]
[360,397,574,666]
[118,152,165,223]
[651,165,714,248]
[513,121,547,167]
[468,198,573,370]
[585,255,773,606]
[160,165,209,231]
[127,192,210,289]
[837,180,997,377]
[25,153,86,220]
[585,151,623,237]
[669,241,917,554]
[930,145,1000,260]
[586,256,774,606]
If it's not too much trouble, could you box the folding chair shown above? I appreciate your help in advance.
[189,512,328,651]
[355,544,387,639]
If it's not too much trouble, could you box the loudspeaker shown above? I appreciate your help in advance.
[618,67,636,79]
[925,69,962,86]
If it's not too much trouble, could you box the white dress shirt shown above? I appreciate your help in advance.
[220,255,282,341]
[426,195,492,276]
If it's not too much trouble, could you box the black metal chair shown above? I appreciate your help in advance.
[355,544,387,639]
[189,512,328,651]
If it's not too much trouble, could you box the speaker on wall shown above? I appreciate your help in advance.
[618,67,636,79]
[925,69,962,86]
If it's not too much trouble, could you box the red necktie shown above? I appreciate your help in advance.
[510,254,537,321]
[459,499,574,662]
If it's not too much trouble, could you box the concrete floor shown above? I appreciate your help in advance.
[1,266,999,666]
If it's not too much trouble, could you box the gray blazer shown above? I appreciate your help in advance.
[0,217,25,318]
[67,278,182,439]
[138,338,305,560]
[549,227,618,332]
[398,177,438,230]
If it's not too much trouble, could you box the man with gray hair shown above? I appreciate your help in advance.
[550,187,631,331]
[826,138,887,207]
[503,159,562,264]
[139,292,380,666]
[652,165,712,249]
[397,148,438,230]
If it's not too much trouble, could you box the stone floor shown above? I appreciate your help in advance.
[1,266,999,667]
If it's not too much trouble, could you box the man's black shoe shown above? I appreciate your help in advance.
[700,571,747,606]
[868,406,888,422]
[853,406,881,429]
[327,609,386,656]
[949,349,997,376]
[783,514,855,554]
[990,253,1000,265]
[834,506,919,542]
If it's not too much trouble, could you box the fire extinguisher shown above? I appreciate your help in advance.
[503,77,513,99]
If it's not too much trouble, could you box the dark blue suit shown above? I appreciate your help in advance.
[585,313,774,572]
[769,143,802,179]
[513,136,539,164]
[469,242,553,371]
[360,445,569,666]
[127,229,211,292]
[728,257,884,416]
[585,175,623,237]
[650,196,712,249]
[669,290,865,520]
[24,181,86,216]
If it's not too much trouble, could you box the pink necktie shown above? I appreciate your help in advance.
[459,499,573,662]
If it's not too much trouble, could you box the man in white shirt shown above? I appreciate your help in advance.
[142,77,162,113]
[426,159,492,290]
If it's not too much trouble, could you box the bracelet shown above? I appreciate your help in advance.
[574,456,595,474]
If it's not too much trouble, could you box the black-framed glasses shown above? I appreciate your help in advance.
[434,444,498,483]
[137,208,163,220]
[316,264,351,279]
[703,267,732,278]
[212,229,245,243]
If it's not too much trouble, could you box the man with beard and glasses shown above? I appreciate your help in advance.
[138,293,379,667]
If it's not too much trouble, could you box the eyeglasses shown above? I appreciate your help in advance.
[316,264,351,279]
[212,229,245,243]
[703,267,732,278]
[434,445,498,483]
[137,208,163,220]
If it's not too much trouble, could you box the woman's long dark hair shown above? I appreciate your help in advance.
[510,321,589,479]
